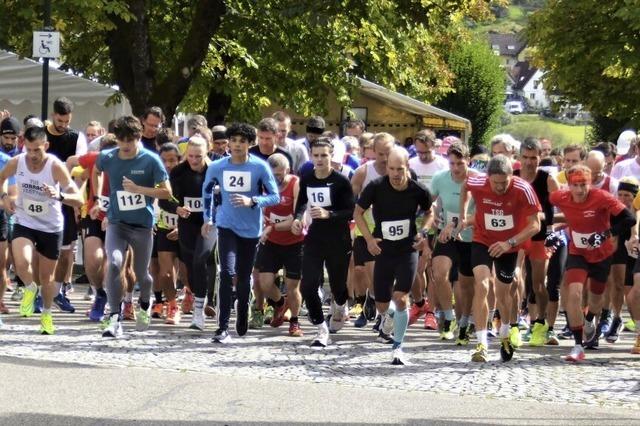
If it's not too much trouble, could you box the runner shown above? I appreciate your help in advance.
[354,146,432,364]
[431,141,476,343]
[139,106,164,152]
[292,137,355,347]
[166,136,217,330]
[256,153,304,337]
[407,129,448,329]
[461,154,541,362]
[68,134,118,321]
[45,97,88,314]
[350,133,395,328]
[0,125,83,334]
[272,112,309,174]
[202,122,279,343]
[94,115,171,338]
[515,138,559,347]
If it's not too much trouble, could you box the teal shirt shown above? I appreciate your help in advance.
[96,147,168,229]
[430,170,474,243]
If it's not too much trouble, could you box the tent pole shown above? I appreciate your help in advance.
[41,0,51,120]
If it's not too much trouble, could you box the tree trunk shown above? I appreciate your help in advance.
[206,86,232,125]
[106,0,226,121]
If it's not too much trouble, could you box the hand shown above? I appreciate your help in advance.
[122,176,139,193]
[259,225,273,244]
[4,197,15,215]
[309,206,329,219]
[291,219,303,235]
[42,183,59,199]
[101,217,109,231]
[201,222,214,237]
[167,229,179,241]
[587,231,609,249]
[89,203,101,220]
[625,235,639,257]
[230,194,252,208]
[0,110,10,121]
[488,241,511,258]
[177,206,191,218]
[366,237,382,256]
[438,222,455,243]
[413,232,427,251]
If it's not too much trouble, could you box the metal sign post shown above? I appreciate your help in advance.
[32,0,59,120]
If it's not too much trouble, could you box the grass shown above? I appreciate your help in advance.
[472,5,529,35]
[496,114,590,147]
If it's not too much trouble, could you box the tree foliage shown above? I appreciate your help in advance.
[0,0,503,124]
[436,40,504,148]
[527,0,640,133]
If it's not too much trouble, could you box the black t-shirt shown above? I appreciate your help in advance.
[141,136,157,152]
[357,176,432,254]
[45,125,80,161]
[159,161,209,227]
[294,169,354,242]
[515,169,552,241]
[249,145,293,168]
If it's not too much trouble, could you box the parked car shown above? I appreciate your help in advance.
[505,101,524,115]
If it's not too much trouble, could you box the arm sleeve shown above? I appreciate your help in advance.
[256,163,280,208]
[294,176,308,220]
[328,177,355,221]
[75,132,88,156]
[419,185,433,211]
[158,198,176,213]
[356,180,375,210]
[610,207,636,236]
[202,165,215,223]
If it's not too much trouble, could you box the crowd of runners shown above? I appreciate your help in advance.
[1,97,639,366]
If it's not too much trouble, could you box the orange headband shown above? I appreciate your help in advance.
[567,169,591,185]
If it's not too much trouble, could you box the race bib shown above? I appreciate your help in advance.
[572,230,594,249]
[24,199,49,217]
[161,210,178,229]
[98,195,110,212]
[116,190,145,211]
[381,219,410,241]
[307,187,331,207]
[184,197,204,212]
[269,212,292,224]
[484,213,514,231]
[223,171,251,192]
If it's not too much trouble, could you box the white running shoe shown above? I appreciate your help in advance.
[381,311,394,336]
[329,302,348,333]
[565,344,585,362]
[190,308,205,331]
[310,323,331,347]
[391,347,407,365]
[102,314,123,338]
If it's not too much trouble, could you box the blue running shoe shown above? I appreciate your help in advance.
[89,293,107,322]
[54,293,76,313]
[354,312,368,328]
[34,295,43,314]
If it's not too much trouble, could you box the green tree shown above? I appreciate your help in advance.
[527,0,640,134]
[436,40,504,148]
[0,0,501,123]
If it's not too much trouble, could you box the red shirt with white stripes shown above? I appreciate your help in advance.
[466,174,541,253]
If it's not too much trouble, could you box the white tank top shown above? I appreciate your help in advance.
[362,160,382,190]
[15,154,64,233]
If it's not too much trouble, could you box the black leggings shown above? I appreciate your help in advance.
[300,237,351,325]
[217,227,258,330]
[527,242,566,304]
[178,221,216,300]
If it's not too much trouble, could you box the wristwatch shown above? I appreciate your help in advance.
[250,196,258,209]
[58,192,65,202]
[508,237,517,248]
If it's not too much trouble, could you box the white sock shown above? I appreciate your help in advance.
[194,297,205,311]
[54,281,62,294]
[124,292,133,303]
[27,282,37,292]
[500,324,510,338]
[42,308,52,314]
[476,329,488,347]
[318,321,328,333]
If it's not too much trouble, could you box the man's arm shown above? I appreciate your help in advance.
[350,164,366,196]
[51,161,84,207]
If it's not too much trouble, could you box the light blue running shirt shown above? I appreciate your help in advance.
[430,169,475,242]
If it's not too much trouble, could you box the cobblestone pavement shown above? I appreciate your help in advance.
[0,287,638,410]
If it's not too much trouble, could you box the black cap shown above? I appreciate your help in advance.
[0,117,21,136]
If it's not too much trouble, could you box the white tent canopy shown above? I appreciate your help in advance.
[0,50,131,130]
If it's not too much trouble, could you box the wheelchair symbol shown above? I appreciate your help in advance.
[39,40,51,55]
